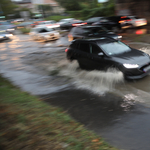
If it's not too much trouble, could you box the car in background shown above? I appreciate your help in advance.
[60,19,87,30]
[85,17,104,25]
[0,21,16,34]
[36,20,60,29]
[66,37,150,79]
[68,26,122,41]
[16,22,35,28]
[126,16,147,27]
[92,16,133,33]
[58,18,75,25]
[30,27,60,41]
[11,18,24,23]
[0,30,13,41]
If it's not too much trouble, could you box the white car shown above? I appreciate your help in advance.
[30,27,60,41]
[36,20,60,29]
[127,16,147,27]
[58,18,75,25]
[0,31,13,41]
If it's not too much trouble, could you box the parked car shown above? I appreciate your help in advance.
[0,31,13,41]
[36,20,60,29]
[16,22,34,28]
[85,17,104,25]
[0,21,16,34]
[30,27,60,41]
[126,16,147,27]
[60,19,87,30]
[68,26,122,41]
[66,37,150,79]
[92,16,133,33]
[58,18,75,25]
[11,18,24,23]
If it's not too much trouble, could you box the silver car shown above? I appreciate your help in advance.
[0,31,13,41]
[30,27,60,41]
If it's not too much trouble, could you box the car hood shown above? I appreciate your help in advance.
[112,48,150,66]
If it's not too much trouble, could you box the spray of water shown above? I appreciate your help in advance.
[58,61,124,94]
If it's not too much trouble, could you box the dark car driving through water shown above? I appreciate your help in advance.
[66,37,150,79]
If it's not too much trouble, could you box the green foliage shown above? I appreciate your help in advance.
[45,15,72,21]
[56,0,115,20]
[0,0,17,18]
[20,28,30,34]
[56,0,81,11]
[68,0,115,20]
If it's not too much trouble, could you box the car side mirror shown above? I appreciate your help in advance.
[98,52,104,56]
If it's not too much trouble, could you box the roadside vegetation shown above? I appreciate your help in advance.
[56,0,115,20]
[45,15,72,22]
[0,75,118,150]
[19,28,31,34]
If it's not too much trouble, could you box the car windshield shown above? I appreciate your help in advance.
[99,41,131,56]
[33,27,54,32]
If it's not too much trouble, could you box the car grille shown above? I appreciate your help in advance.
[140,63,150,72]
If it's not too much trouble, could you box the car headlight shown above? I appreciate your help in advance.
[44,35,50,38]
[7,28,15,31]
[123,64,139,68]
[118,35,122,39]
[5,34,13,37]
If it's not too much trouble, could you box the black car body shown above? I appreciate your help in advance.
[68,26,122,41]
[85,17,104,25]
[92,16,132,33]
[66,37,150,79]
[60,19,86,30]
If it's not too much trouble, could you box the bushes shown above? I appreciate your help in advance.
[69,6,115,21]
[45,15,72,21]
[20,28,31,34]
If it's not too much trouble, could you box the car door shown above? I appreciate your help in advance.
[75,42,95,70]
[90,43,113,70]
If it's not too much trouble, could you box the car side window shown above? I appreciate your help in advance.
[91,44,102,55]
[70,42,77,48]
[79,43,90,53]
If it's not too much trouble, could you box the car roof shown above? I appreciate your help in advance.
[72,37,116,43]
[79,25,102,29]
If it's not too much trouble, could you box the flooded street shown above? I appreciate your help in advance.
[1,29,150,150]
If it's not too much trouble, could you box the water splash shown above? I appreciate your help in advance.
[59,61,124,94]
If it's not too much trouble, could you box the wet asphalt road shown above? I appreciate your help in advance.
[1,29,150,150]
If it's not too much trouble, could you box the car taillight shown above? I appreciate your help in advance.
[127,19,132,21]
[65,48,68,52]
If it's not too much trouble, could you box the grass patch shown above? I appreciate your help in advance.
[45,15,72,22]
[0,75,118,150]
[20,28,31,34]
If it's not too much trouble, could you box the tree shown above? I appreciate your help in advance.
[0,0,17,18]
[38,5,52,17]
[56,0,81,11]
